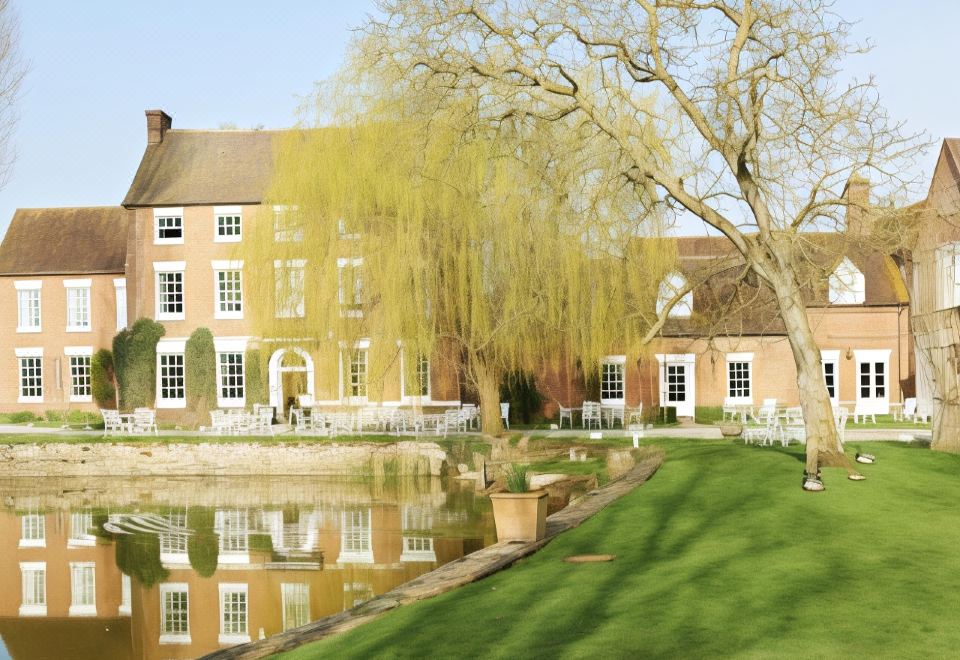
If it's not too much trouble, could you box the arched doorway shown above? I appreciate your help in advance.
[268,348,315,418]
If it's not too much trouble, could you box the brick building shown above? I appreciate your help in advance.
[0,109,916,421]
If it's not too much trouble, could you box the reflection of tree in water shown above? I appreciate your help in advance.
[115,530,169,587]
[187,506,219,578]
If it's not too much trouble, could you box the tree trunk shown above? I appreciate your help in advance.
[767,266,853,476]
[471,356,504,435]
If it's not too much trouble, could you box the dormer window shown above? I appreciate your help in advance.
[657,272,692,318]
[828,257,865,305]
[154,208,184,244]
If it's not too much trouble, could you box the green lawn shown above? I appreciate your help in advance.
[281,438,960,659]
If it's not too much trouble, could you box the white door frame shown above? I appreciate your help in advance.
[656,353,696,418]
[268,348,315,410]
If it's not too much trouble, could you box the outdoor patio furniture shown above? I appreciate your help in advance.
[581,401,601,429]
[101,409,129,435]
[835,407,849,447]
[558,404,574,429]
[500,402,510,430]
[602,404,625,428]
[626,403,644,427]
[902,397,919,423]
[743,415,780,446]
[461,404,479,430]
[853,402,876,424]
[131,408,158,435]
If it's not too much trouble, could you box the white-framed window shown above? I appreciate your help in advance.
[339,509,373,564]
[154,261,186,321]
[66,347,93,403]
[19,513,45,548]
[657,272,693,318]
[19,562,46,616]
[65,279,91,331]
[400,536,436,563]
[337,258,364,317]
[410,354,430,398]
[281,583,311,632]
[218,583,250,644]
[829,257,865,305]
[213,260,244,319]
[114,278,128,330]
[214,206,242,242]
[69,562,96,616]
[159,510,189,563]
[725,353,753,404]
[16,348,43,403]
[218,352,245,407]
[855,349,891,414]
[157,344,186,408]
[600,356,625,404]
[15,280,41,332]
[348,347,368,400]
[68,510,96,547]
[338,218,360,240]
[273,205,303,242]
[216,509,250,563]
[821,350,840,403]
[154,207,184,244]
[274,259,305,318]
[160,583,191,644]
[935,242,960,310]
[119,574,132,616]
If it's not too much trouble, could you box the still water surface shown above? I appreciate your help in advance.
[0,474,495,659]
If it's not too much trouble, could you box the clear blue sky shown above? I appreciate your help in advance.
[0,1,955,234]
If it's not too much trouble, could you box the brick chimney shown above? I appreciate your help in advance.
[844,174,871,238]
[145,109,172,145]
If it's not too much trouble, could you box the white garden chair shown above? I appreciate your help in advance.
[132,408,158,435]
[558,404,574,429]
[902,397,919,423]
[835,407,849,448]
[744,415,779,446]
[626,403,644,427]
[460,404,479,430]
[101,409,127,435]
[500,402,510,430]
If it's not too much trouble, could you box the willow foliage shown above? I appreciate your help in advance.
[242,60,676,430]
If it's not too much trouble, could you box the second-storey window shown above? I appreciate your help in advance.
[219,584,250,643]
[160,584,190,643]
[18,355,43,402]
[274,260,305,318]
[159,354,185,405]
[155,208,184,243]
[216,270,243,318]
[66,284,91,331]
[16,282,41,332]
[156,265,185,321]
[218,352,245,404]
[20,562,46,616]
[215,206,242,242]
[338,259,364,317]
[70,355,92,402]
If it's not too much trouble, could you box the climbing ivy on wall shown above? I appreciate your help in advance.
[112,318,165,409]
[91,349,116,408]
[185,328,217,426]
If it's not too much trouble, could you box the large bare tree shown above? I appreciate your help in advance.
[359,0,924,482]
[0,0,23,189]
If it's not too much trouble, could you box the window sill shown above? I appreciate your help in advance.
[157,399,186,409]
[215,311,244,320]
[154,238,184,245]
[219,634,251,646]
[16,326,42,333]
[17,397,43,404]
[160,634,192,645]
[66,326,92,333]
[69,605,97,617]
[19,605,47,616]
[217,398,246,409]
[18,539,45,548]
[70,395,93,404]
[214,235,242,243]
[157,313,186,322]
[339,309,364,319]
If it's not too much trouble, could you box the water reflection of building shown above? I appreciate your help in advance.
[0,484,493,659]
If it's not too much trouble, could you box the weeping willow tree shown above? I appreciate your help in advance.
[242,66,679,433]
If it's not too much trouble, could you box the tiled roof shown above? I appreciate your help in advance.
[0,207,129,276]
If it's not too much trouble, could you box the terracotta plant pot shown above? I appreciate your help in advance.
[490,491,548,542]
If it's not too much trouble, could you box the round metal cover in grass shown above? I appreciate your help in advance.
[563,554,616,563]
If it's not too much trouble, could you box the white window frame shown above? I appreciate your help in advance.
[273,204,303,242]
[15,280,42,333]
[828,257,866,305]
[658,272,693,318]
[69,561,97,616]
[401,350,431,402]
[400,536,436,563]
[854,349,891,415]
[154,261,186,321]
[337,257,364,318]
[156,340,187,409]
[154,207,184,245]
[19,562,47,616]
[16,347,44,403]
[64,279,92,332]
[281,583,311,632]
[725,352,754,405]
[339,509,374,564]
[119,574,132,616]
[600,355,626,405]
[821,350,840,405]
[341,341,370,404]
[274,259,306,318]
[114,278,128,330]
[19,513,45,548]
[214,205,242,243]
[218,583,251,645]
[159,582,191,645]
[213,260,244,320]
[68,510,96,547]
[215,509,250,564]
[65,346,94,403]
[217,351,246,408]
[935,242,960,310]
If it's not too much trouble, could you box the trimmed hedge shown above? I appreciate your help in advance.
[91,349,116,408]
[185,328,217,423]
[113,318,165,409]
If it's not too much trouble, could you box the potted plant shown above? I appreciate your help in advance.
[489,463,548,542]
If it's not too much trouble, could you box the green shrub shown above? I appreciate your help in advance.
[695,406,725,424]
[245,349,267,405]
[185,328,217,425]
[660,406,677,424]
[7,411,39,424]
[113,319,165,409]
[44,410,62,423]
[505,463,529,493]
[91,349,116,407]
[187,507,219,578]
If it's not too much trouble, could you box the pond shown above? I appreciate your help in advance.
[0,474,495,659]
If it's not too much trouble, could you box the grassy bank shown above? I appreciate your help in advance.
[282,438,960,659]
